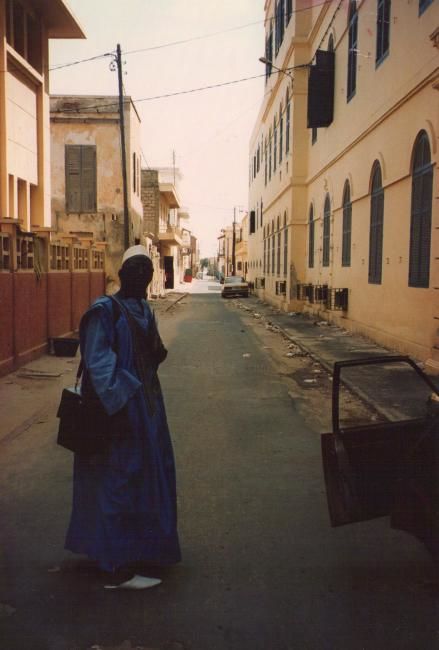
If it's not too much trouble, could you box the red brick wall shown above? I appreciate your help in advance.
[0,274,14,375]
[47,272,72,338]
[14,272,48,364]
[0,269,105,376]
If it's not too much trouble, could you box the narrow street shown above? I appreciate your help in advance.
[0,284,437,650]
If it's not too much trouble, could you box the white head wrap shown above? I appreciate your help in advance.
[121,244,150,266]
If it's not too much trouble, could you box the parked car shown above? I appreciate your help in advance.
[221,276,249,298]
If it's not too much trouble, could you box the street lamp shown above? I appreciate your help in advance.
[259,56,294,82]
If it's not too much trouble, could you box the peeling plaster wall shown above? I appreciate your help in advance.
[50,98,144,289]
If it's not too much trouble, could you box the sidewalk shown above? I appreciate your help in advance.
[238,295,439,422]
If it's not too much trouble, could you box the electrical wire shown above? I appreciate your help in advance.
[49,51,115,72]
[49,0,335,73]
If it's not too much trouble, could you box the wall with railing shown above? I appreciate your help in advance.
[0,233,105,376]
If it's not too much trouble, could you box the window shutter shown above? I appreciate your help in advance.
[65,145,81,213]
[80,146,97,212]
[307,50,335,128]
[409,168,432,287]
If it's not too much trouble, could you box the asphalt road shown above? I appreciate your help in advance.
[0,292,437,650]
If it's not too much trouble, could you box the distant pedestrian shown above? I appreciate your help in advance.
[65,245,181,589]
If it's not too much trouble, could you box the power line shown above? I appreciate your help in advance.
[49,51,114,72]
[49,0,334,73]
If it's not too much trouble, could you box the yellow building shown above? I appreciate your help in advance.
[0,0,84,236]
[248,0,438,369]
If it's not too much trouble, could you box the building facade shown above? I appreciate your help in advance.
[0,1,107,376]
[248,0,438,368]
[50,94,143,291]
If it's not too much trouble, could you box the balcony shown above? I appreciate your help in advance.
[158,225,183,246]
[159,183,180,209]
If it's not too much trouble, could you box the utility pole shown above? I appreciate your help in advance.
[116,44,130,250]
[232,207,236,276]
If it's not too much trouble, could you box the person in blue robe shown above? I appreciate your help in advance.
[65,245,181,589]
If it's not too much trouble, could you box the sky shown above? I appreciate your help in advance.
[49,0,267,258]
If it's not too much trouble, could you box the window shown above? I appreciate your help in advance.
[6,1,42,72]
[277,233,281,275]
[275,0,285,54]
[261,199,263,227]
[265,26,273,80]
[65,145,97,213]
[279,109,283,164]
[133,153,136,193]
[272,235,275,274]
[322,195,331,267]
[419,0,434,15]
[283,228,288,276]
[267,236,270,275]
[273,118,277,172]
[249,210,256,234]
[409,131,433,288]
[285,91,290,154]
[376,0,391,65]
[286,0,293,24]
[342,181,352,267]
[257,146,260,173]
[347,1,358,101]
[264,138,268,185]
[368,162,384,284]
[308,205,315,268]
[263,238,266,274]
[269,131,272,180]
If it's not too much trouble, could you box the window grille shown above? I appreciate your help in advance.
[276,281,286,296]
[368,163,384,284]
[314,284,328,303]
[73,247,90,270]
[376,0,391,64]
[409,131,433,288]
[308,205,315,268]
[65,145,97,213]
[16,235,34,270]
[347,1,358,100]
[0,234,11,270]
[342,181,352,266]
[50,243,70,270]
[322,195,331,267]
[327,288,349,311]
[91,249,104,270]
[297,283,314,302]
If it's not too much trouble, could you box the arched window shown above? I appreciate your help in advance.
[328,34,334,52]
[409,131,433,288]
[276,215,280,231]
[308,204,315,268]
[284,211,287,227]
[264,137,268,186]
[273,116,277,172]
[342,181,352,267]
[347,1,358,100]
[368,162,384,284]
[322,195,331,267]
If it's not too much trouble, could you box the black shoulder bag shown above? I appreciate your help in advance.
[56,297,130,455]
